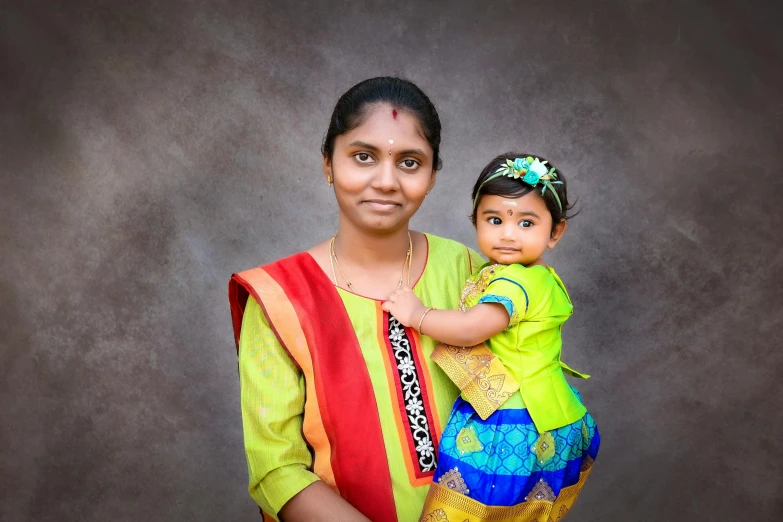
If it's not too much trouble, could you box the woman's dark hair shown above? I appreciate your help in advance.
[470,153,577,232]
[321,77,443,170]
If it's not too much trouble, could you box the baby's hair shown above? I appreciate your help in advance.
[470,152,577,231]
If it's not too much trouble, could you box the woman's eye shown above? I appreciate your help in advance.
[519,220,533,228]
[355,153,373,163]
[400,159,419,169]
[488,217,502,225]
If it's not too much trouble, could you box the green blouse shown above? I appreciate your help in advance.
[237,235,485,520]
[462,263,589,433]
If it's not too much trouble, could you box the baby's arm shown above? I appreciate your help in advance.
[382,287,509,347]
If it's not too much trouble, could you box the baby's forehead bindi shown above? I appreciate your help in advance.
[480,194,543,215]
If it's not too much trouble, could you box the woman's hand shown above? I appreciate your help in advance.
[382,287,428,328]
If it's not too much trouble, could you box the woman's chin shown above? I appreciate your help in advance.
[346,208,415,233]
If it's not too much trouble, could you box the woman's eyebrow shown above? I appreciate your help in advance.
[348,140,381,151]
[348,141,427,157]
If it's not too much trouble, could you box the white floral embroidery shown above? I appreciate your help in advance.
[397,356,415,375]
[389,325,405,343]
[388,315,437,472]
[416,438,434,457]
[406,398,424,416]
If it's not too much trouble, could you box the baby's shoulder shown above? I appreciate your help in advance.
[491,263,554,287]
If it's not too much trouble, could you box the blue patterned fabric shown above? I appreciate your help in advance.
[486,277,529,313]
[433,392,600,506]
[477,294,515,320]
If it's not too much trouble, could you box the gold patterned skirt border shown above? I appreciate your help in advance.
[419,461,594,522]
[430,343,520,420]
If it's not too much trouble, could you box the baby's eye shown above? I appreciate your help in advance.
[400,159,419,170]
[519,220,533,228]
[354,152,373,163]
[488,217,502,225]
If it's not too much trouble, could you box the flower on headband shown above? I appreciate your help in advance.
[522,159,548,186]
[529,158,548,176]
[506,158,527,178]
[475,155,564,212]
[523,171,540,185]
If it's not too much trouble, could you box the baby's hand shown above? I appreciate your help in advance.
[382,287,427,328]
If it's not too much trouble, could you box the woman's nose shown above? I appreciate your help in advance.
[371,159,400,192]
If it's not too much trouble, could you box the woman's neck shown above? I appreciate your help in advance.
[334,220,411,268]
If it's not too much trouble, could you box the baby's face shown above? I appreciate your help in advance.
[474,192,565,266]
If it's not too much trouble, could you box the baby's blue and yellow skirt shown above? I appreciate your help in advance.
[420,391,599,522]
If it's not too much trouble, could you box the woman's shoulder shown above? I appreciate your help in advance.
[423,233,485,272]
[423,232,466,254]
[233,251,317,278]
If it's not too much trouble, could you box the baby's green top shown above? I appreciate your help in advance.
[461,262,589,432]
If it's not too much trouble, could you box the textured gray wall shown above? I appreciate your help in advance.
[2,0,782,520]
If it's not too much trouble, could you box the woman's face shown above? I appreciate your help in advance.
[323,104,437,234]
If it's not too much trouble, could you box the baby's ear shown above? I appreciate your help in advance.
[548,220,567,248]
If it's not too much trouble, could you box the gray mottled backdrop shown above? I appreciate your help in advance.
[2,0,782,520]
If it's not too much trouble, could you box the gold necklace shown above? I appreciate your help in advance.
[329,232,413,291]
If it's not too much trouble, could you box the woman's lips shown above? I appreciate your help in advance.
[364,200,401,212]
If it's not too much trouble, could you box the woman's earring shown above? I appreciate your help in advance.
[327,177,333,187]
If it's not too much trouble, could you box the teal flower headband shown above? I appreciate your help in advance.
[473,156,563,211]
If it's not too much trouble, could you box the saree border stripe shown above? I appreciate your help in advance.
[377,306,435,487]
[420,464,594,522]
[411,329,444,448]
[412,328,444,439]
[266,253,397,522]
[406,326,442,455]
[375,303,431,487]
[229,268,336,489]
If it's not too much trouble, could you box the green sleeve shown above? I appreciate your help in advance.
[238,296,319,519]
[482,264,535,326]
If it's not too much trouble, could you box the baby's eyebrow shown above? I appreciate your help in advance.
[481,209,541,218]
[516,211,540,218]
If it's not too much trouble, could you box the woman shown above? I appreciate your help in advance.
[229,77,483,521]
